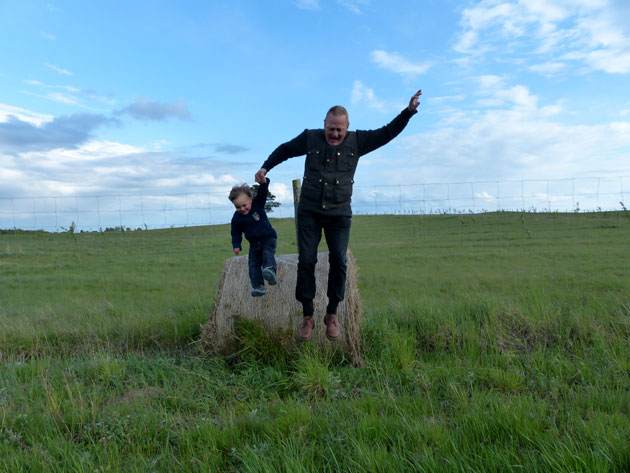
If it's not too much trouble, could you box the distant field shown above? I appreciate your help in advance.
[1,212,630,472]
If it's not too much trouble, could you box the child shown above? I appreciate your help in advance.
[229,178,278,297]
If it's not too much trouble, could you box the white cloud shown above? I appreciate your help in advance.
[370,50,431,78]
[529,61,567,76]
[46,92,81,105]
[0,141,142,199]
[0,103,52,126]
[45,63,73,76]
[453,0,630,75]
[382,115,630,190]
[478,74,506,89]
[295,0,319,10]
[351,80,387,112]
[295,0,368,14]
[21,90,81,106]
[57,140,144,161]
[295,0,369,15]
[454,0,578,54]
[0,138,241,201]
[337,0,369,14]
[429,94,467,104]
[41,32,56,40]
[577,48,630,74]
[22,81,116,108]
[392,106,630,187]
[476,78,542,110]
[357,76,629,195]
[152,139,170,151]
[268,182,292,204]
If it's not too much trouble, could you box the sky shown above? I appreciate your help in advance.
[1,0,630,229]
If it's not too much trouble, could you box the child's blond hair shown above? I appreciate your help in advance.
[229,184,253,202]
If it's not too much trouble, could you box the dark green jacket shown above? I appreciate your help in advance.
[261,107,417,215]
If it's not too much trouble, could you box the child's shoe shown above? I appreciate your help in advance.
[251,285,267,297]
[262,267,277,285]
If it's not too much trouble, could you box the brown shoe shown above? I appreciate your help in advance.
[298,316,314,341]
[324,314,340,341]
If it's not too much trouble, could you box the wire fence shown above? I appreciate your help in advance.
[1,176,628,232]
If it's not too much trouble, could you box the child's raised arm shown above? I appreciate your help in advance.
[253,177,270,207]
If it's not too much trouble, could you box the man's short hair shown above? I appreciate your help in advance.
[326,105,349,121]
[229,184,253,202]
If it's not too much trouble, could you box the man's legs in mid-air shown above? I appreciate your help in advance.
[296,209,322,340]
[322,215,351,340]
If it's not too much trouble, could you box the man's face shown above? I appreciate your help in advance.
[324,113,349,146]
[233,194,252,215]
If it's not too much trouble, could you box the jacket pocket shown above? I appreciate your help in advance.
[305,150,323,174]
[301,175,323,201]
[333,178,354,203]
[334,150,357,172]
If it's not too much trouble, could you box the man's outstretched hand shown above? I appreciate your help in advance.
[255,168,267,184]
[408,90,422,113]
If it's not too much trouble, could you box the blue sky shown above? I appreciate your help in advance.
[1,0,630,226]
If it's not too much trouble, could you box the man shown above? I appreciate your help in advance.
[255,89,422,341]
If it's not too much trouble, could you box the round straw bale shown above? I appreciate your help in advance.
[202,250,362,364]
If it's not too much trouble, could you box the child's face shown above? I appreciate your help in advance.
[233,193,253,215]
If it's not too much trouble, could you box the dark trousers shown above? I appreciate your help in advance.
[248,237,277,287]
[296,210,352,315]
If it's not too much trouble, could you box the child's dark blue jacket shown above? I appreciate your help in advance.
[230,179,278,251]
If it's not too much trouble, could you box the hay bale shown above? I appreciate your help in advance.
[202,250,362,364]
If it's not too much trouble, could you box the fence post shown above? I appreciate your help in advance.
[292,178,301,244]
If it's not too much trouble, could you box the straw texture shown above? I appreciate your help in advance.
[202,250,362,364]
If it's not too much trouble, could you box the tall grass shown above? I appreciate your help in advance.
[1,212,630,472]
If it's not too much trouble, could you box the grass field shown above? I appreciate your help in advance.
[1,212,630,472]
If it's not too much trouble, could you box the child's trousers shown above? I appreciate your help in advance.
[248,237,277,287]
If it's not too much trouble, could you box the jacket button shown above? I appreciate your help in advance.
[337,152,341,156]
[322,205,326,209]
[326,159,330,162]
[319,178,322,182]
[325,182,328,186]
